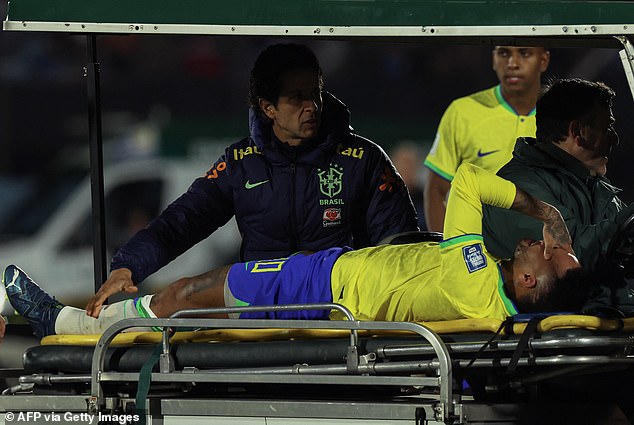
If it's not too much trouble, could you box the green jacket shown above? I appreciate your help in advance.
[482,137,634,272]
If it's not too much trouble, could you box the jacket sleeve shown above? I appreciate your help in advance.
[110,156,235,284]
[570,203,634,270]
[363,144,419,244]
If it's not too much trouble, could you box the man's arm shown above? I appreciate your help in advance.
[446,163,571,256]
[110,176,234,278]
[111,156,235,280]
[88,157,236,315]
[444,163,515,239]
[510,187,572,259]
[423,172,451,232]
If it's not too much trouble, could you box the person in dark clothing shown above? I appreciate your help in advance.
[482,78,634,314]
[87,43,418,316]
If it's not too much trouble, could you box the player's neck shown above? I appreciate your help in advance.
[500,88,538,116]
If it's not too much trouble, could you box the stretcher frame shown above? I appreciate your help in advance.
[4,306,634,424]
[3,1,634,424]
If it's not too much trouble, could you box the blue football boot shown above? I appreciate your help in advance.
[3,265,64,338]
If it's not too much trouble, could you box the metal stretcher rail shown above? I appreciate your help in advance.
[378,335,634,358]
[89,303,457,423]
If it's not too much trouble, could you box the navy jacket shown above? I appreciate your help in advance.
[111,92,418,284]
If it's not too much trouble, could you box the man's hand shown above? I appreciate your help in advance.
[512,187,574,260]
[542,210,574,260]
[85,268,138,318]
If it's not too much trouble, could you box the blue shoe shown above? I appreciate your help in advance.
[3,265,64,338]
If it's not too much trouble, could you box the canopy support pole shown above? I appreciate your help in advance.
[85,34,107,294]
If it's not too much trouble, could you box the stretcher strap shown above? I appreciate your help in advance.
[135,343,162,425]
[507,316,542,374]
[465,317,510,368]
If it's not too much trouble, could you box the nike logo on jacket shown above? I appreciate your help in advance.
[245,179,270,189]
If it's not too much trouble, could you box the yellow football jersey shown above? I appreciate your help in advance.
[330,164,519,321]
[424,85,536,181]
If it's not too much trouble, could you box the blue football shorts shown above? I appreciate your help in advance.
[226,247,350,319]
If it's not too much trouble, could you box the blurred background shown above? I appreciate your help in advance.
[1,1,634,361]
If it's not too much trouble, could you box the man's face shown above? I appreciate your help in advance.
[262,69,323,146]
[513,239,581,283]
[492,46,550,97]
[575,106,619,177]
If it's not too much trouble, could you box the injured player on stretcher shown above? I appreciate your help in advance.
[2,164,592,338]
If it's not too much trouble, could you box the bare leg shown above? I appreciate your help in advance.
[53,265,232,335]
[149,265,232,318]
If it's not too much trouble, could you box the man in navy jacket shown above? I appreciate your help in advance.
[86,43,418,314]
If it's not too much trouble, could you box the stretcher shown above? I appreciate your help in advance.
[2,304,634,424]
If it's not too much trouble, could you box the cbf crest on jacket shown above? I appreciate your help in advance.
[111,92,418,284]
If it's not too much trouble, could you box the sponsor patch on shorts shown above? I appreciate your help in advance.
[462,243,487,273]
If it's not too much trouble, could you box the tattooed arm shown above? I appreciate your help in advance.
[445,163,573,260]
[511,188,573,260]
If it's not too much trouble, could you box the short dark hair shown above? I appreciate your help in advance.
[516,267,594,313]
[536,78,615,144]
[248,43,322,109]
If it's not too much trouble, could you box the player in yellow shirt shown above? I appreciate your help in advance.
[329,163,581,321]
[4,164,588,337]
[424,46,550,232]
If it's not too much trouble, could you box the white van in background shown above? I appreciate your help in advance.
[0,157,240,308]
